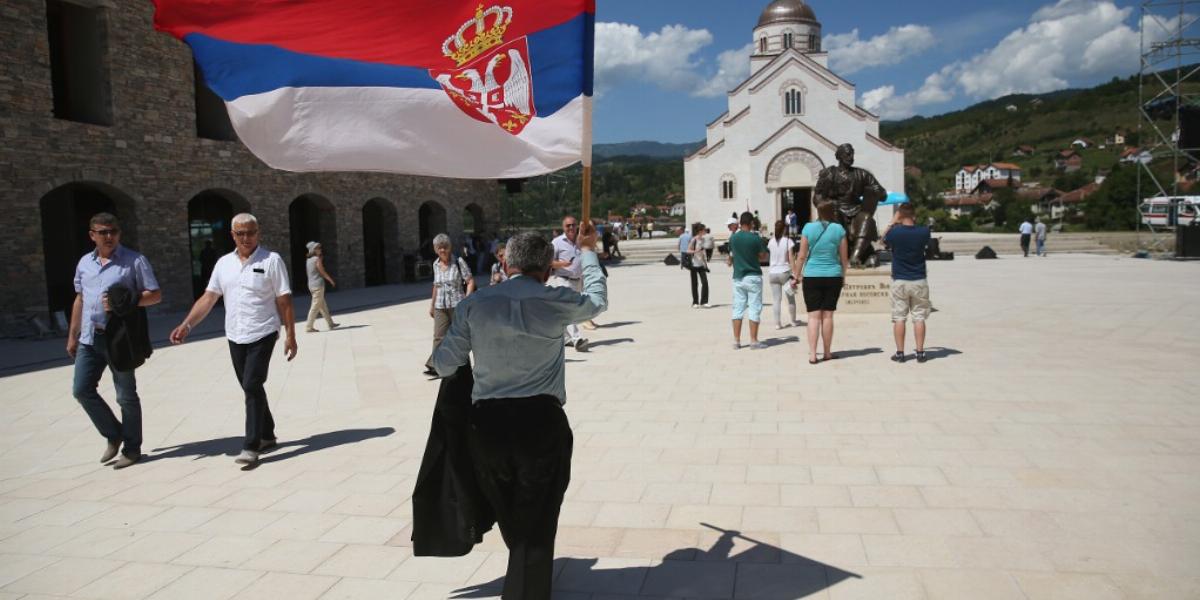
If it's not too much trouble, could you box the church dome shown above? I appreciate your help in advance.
[756,0,819,27]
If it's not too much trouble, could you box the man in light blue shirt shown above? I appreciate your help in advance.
[431,227,606,600]
[67,213,161,469]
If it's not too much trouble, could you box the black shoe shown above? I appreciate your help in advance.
[423,367,438,377]
[915,351,927,363]
[891,351,906,363]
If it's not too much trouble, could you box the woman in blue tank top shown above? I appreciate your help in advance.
[793,201,849,364]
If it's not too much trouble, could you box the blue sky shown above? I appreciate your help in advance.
[591,0,1146,143]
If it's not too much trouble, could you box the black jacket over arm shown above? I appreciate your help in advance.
[104,284,152,371]
[411,365,495,556]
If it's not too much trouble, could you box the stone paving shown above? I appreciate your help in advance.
[0,254,1198,599]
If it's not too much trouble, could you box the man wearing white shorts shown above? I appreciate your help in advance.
[882,204,932,363]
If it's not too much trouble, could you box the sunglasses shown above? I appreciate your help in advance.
[232,230,259,238]
[90,229,120,237]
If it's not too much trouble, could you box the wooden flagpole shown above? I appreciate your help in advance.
[581,96,594,227]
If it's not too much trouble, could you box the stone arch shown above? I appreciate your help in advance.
[418,200,448,260]
[289,194,339,294]
[187,189,250,298]
[38,181,139,316]
[362,197,401,286]
[765,147,824,190]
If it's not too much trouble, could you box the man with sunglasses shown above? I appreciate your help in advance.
[170,213,297,468]
[549,215,589,351]
[68,213,162,469]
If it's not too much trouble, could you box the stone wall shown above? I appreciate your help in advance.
[0,0,503,336]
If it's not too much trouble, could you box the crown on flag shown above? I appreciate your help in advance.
[443,4,514,66]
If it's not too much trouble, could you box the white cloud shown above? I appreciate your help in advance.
[824,25,935,75]
[594,22,749,97]
[866,0,1163,119]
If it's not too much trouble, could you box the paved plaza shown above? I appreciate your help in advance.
[0,253,1198,599]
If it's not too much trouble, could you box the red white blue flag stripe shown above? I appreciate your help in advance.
[154,0,595,178]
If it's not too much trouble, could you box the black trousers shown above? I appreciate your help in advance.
[1020,233,1031,256]
[469,396,572,600]
[690,267,709,305]
[228,332,277,451]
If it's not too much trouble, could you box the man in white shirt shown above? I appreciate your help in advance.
[549,215,588,351]
[1018,219,1034,257]
[169,213,297,467]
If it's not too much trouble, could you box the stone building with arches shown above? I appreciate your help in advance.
[1,0,501,335]
[684,0,904,234]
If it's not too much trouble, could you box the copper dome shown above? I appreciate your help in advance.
[756,0,819,27]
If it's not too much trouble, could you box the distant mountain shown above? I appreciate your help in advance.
[593,140,704,160]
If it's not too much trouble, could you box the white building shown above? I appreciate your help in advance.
[684,0,904,235]
[954,162,1022,193]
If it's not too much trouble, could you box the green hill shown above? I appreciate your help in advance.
[880,75,1141,185]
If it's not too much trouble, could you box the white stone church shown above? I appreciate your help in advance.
[684,0,905,234]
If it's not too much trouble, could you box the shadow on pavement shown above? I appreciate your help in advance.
[595,321,641,329]
[830,347,884,360]
[450,523,861,599]
[761,336,800,348]
[587,338,634,349]
[919,347,963,361]
[147,427,395,464]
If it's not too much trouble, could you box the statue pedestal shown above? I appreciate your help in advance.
[838,268,891,314]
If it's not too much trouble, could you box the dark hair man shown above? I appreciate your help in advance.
[68,212,162,469]
[728,211,769,349]
[431,226,607,599]
[882,204,932,363]
[169,213,297,468]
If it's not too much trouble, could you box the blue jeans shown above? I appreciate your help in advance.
[72,333,141,457]
[1036,238,1046,256]
[731,275,764,322]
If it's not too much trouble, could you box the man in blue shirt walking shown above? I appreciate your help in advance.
[433,226,607,600]
[67,213,162,468]
[882,204,932,363]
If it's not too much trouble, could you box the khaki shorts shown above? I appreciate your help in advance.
[891,279,932,322]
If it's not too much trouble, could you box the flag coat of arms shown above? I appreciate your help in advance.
[153,1,595,178]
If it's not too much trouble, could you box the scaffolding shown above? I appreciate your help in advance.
[1137,0,1200,249]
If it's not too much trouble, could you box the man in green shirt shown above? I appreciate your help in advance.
[728,211,768,349]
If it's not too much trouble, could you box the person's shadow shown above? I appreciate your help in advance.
[450,523,861,599]
[147,428,395,465]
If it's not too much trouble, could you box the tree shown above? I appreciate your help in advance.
[1084,164,1138,230]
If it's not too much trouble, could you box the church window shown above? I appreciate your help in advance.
[720,175,736,201]
[45,0,113,126]
[783,32,794,49]
[784,88,803,116]
[759,37,767,53]
[810,35,820,52]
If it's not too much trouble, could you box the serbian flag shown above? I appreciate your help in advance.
[153,1,595,178]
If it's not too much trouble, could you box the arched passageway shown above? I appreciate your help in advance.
[463,203,485,234]
[289,194,339,294]
[38,182,138,316]
[417,201,447,260]
[362,198,399,286]
[187,189,250,298]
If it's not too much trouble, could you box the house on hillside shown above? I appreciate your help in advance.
[1012,145,1036,157]
[1071,138,1093,149]
[1120,147,1152,164]
[1005,104,1018,112]
[670,203,686,217]
[1030,98,1044,107]
[1055,149,1083,171]
[1040,182,1099,219]
[955,162,1023,192]
[1107,131,1126,146]
[944,193,996,218]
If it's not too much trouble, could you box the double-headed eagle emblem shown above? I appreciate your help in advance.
[430,4,536,135]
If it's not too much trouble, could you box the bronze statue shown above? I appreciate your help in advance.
[814,143,887,267]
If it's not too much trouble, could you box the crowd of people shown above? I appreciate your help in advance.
[680,203,934,364]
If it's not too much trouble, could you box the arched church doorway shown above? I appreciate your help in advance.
[362,198,399,286]
[766,148,824,225]
[38,182,139,317]
[289,194,338,294]
[187,190,249,298]
[417,201,447,260]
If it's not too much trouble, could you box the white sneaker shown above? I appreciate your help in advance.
[234,450,259,466]
[702,303,713,308]
[691,304,699,308]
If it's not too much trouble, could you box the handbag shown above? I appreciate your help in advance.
[681,252,693,269]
